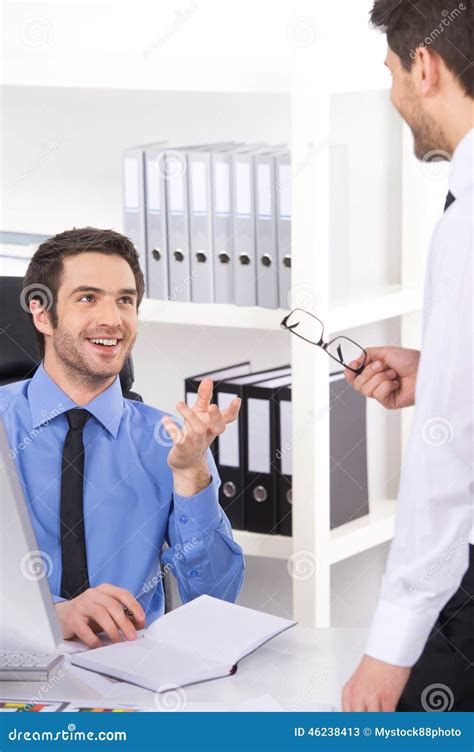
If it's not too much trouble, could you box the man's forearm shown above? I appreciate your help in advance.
[172,459,211,497]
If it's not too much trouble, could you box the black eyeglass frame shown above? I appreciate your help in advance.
[280,307,367,375]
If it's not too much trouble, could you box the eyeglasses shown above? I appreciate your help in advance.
[280,308,367,375]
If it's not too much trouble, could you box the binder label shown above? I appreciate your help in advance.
[235,162,251,217]
[280,400,293,475]
[257,163,272,219]
[168,174,185,213]
[247,398,270,473]
[278,165,291,219]
[190,160,208,214]
[214,161,230,215]
[217,392,239,467]
[146,159,161,213]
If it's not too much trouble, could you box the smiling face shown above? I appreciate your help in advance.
[44,252,139,383]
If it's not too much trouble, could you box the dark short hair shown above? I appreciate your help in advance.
[370,0,473,97]
[23,227,145,359]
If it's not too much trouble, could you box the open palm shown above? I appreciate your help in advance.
[163,378,241,470]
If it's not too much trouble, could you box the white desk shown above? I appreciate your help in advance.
[0,627,366,711]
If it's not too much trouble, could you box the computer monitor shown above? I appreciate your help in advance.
[0,416,62,653]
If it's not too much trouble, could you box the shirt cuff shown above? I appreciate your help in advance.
[365,599,440,667]
[173,478,222,536]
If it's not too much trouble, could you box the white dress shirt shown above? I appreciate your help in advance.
[366,128,474,667]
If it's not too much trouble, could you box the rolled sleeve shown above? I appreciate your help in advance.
[163,449,244,604]
[173,478,222,538]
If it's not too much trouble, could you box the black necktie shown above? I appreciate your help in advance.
[444,190,456,212]
[60,408,91,599]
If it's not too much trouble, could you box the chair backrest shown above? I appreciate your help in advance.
[0,276,142,401]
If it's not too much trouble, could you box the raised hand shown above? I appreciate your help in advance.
[162,378,241,472]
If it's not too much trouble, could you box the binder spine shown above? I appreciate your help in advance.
[165,150,192,302]
[211,152,234,304]
[123,147,148,295]
[255,153,279,309]
[329,374,369,529]
[188,152,214,303]
[244,384,279,534]
[232,154,257,307]
[145,146,169,300]
[275,385,292,536]
[275,153,292,309]
[214,383,247,530]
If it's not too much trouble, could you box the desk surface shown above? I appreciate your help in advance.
[0,627,367,711]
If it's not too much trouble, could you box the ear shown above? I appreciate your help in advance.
[414,46,443,97]
[29,298,54,338]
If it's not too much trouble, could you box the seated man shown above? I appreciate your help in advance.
[1,227,244,648]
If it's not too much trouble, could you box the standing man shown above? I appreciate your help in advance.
[343,0,473,711]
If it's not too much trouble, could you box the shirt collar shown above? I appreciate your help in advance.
[449,127,473,200]
[28,361,124,438]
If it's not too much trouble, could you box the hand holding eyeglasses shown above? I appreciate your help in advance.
[280,308,420,411]
[344,346,420,410]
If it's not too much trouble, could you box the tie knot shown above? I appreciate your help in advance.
[66,408,91,431]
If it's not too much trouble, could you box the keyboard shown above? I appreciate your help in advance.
[0,653,63,681]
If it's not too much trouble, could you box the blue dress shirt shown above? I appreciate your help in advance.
[0,362,244,624]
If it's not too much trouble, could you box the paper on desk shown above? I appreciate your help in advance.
[57,639,89,654]
[145,595,296,665]
[58,629,146,655]
[71,596,296,694]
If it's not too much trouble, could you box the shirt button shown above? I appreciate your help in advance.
[179,515,188,524]
[189,569,199,578]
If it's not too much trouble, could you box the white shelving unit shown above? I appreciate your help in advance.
[233,498,396,565]
[3,0,446,628]
[138,285,422,332]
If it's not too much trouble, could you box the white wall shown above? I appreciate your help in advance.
[1,86,290,235]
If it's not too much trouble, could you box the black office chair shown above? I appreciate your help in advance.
[0,276,143,400]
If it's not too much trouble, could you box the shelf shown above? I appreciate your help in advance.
[3,53,292,95]
[328,286,422,333]
[233,530,293,560]
[1,62,391,98]
[139,299,287,330]
[138,285,422,332]
[234,499,396,563]
[1,60,391,98]
[328,498,396,564]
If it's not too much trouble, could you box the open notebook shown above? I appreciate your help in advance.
[71,595,296,693]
